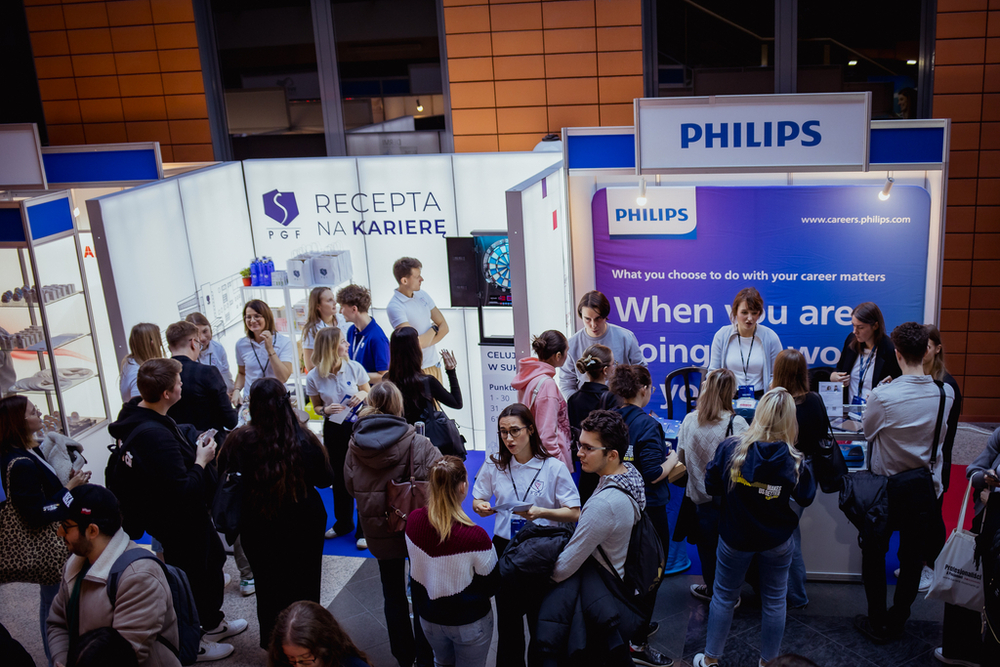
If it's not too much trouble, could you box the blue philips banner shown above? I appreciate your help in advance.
[592,184,931,412]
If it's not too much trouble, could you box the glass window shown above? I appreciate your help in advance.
[657,0,775,97]
[799,1,922,119]
[212,0,326,159]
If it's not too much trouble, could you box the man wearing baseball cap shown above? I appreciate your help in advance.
[46,484,180,667]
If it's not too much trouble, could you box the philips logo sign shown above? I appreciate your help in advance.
[606,187,697,239]
[680,121,821,149]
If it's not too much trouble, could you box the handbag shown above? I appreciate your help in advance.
[385,438,430,533]
[418,378,466,460]
[812,424,849,494]
[925,479,986,611]
[0,457,68,585]
[212,470,243,546]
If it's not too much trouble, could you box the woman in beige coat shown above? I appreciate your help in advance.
[344,381,441,667]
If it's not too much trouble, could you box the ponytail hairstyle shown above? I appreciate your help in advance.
[489,403,550,471]
[574,344,613,381]
[696,368,737,427]
[313,326,344,379]
[531,330,567,363]
[925,324,947,382]
[426,455,474,543]
[607,364,651,401]
[729,387,801,488]
[358,380,405,419]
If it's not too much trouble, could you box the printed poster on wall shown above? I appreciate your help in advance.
[593,184,931,414]
[480,344,517,460]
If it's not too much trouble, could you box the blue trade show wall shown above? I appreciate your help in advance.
[592,184,932,409]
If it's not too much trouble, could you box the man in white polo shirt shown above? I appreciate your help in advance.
[386,257,450,380]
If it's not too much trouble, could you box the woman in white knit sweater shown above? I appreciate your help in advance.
[677,368,749,603]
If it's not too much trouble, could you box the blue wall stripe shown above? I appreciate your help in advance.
[26,198,73,241]
[568,127,946,170]
[43,149,159,184]
[0,209,26,243]
[869,127,945,165]
[566,134,635,169]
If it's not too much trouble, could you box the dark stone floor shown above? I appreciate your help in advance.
[328,559,948,667]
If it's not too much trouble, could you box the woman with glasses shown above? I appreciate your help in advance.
[0,395,91,664]
[472,403,579,667]
[232,299,294,405]
[268,600,371,667]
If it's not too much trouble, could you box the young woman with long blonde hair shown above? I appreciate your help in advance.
[306,326,371,543]
[119,322,163,404]
[694,388,817,667]
[406,456,498,667]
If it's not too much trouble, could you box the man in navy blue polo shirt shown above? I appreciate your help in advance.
[337,284,390,384]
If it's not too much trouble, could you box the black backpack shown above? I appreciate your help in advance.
[105,422,158,540]
[106,549,202,665]
[596,485,665,599]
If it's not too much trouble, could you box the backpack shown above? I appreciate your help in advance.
[106,548,201,666]
[596,485,665,599]
[105,423,159,540]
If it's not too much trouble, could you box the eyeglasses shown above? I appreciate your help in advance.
[245,314,264,321]
[59,521,79,532]
[578,445,607,453]
[499,426,527,439]
[285,654,317,666]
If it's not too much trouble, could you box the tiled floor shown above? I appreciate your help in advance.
[329,560,948,667]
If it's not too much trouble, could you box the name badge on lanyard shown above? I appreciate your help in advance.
[510,516,527,537]
[736,385,756,399]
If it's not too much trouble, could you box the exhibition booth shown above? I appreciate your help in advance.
[1,91,951,576]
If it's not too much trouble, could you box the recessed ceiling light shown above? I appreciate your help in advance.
[906,59,917,65]
[848,60,858,66]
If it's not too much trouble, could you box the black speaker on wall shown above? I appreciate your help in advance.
[446,237,479,307]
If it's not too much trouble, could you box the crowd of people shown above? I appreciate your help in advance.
[1,271,998,667]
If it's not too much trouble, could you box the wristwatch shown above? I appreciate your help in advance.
[432,324,440,333]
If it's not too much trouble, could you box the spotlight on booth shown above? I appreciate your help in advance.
[879,176,894,201]
[636,178,647,206]
[416,99,423,113]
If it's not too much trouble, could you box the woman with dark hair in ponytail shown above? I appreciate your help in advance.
[218,378,334,647]
[406,456,499,667]
[567,344,616,503]
[512,330,573,470]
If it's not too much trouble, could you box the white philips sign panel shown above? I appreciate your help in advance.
[635,93,871,173]
[606,186,697,238]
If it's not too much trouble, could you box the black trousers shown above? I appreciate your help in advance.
[492,534,543,667]
[377,558,433,667]
[861,480,945,632]
[695,499,722,592]
[158,514,226,632]
[323,419,361,537]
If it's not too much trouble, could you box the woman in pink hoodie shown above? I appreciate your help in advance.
[511,330,573,471]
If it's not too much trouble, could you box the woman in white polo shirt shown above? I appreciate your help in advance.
[306,327,371,545]
[233,299,294,405]
[472,403,580,667]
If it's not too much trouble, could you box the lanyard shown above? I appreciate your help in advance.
[737,329,756,385]
[250,341,270,377]
[509,464,543,504]
[350,330,364,361]
[857,344,876,396]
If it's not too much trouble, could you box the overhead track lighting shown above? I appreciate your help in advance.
[636,178,647,206]
[416,99,423,112]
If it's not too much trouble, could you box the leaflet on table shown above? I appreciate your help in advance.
[819,382,842,418]
[329,395,363,424]
[491,502,532,513]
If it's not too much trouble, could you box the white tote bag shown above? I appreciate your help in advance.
[925,480,985,611]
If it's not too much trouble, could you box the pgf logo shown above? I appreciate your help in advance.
[263,189,299,226]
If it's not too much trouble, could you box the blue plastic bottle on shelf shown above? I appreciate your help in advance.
[250,258,260,286]
[262,256,272,286]
[266,257,275,285]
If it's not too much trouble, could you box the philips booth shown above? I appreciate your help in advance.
[1,91,950,578]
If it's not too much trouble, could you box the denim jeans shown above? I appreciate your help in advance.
[420,612,493,667]
[786,502,808,608]
[705,536,794,663]
[40,582,60,665]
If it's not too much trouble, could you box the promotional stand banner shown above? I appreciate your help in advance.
[592,184,931,411]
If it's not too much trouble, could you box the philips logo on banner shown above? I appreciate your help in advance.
[263,189,299,226]
[606,186,697,239]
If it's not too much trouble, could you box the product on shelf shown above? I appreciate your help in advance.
[0,283,76,306]
[8,368,94,393]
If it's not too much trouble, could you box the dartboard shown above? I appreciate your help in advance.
[482,239,511,290]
